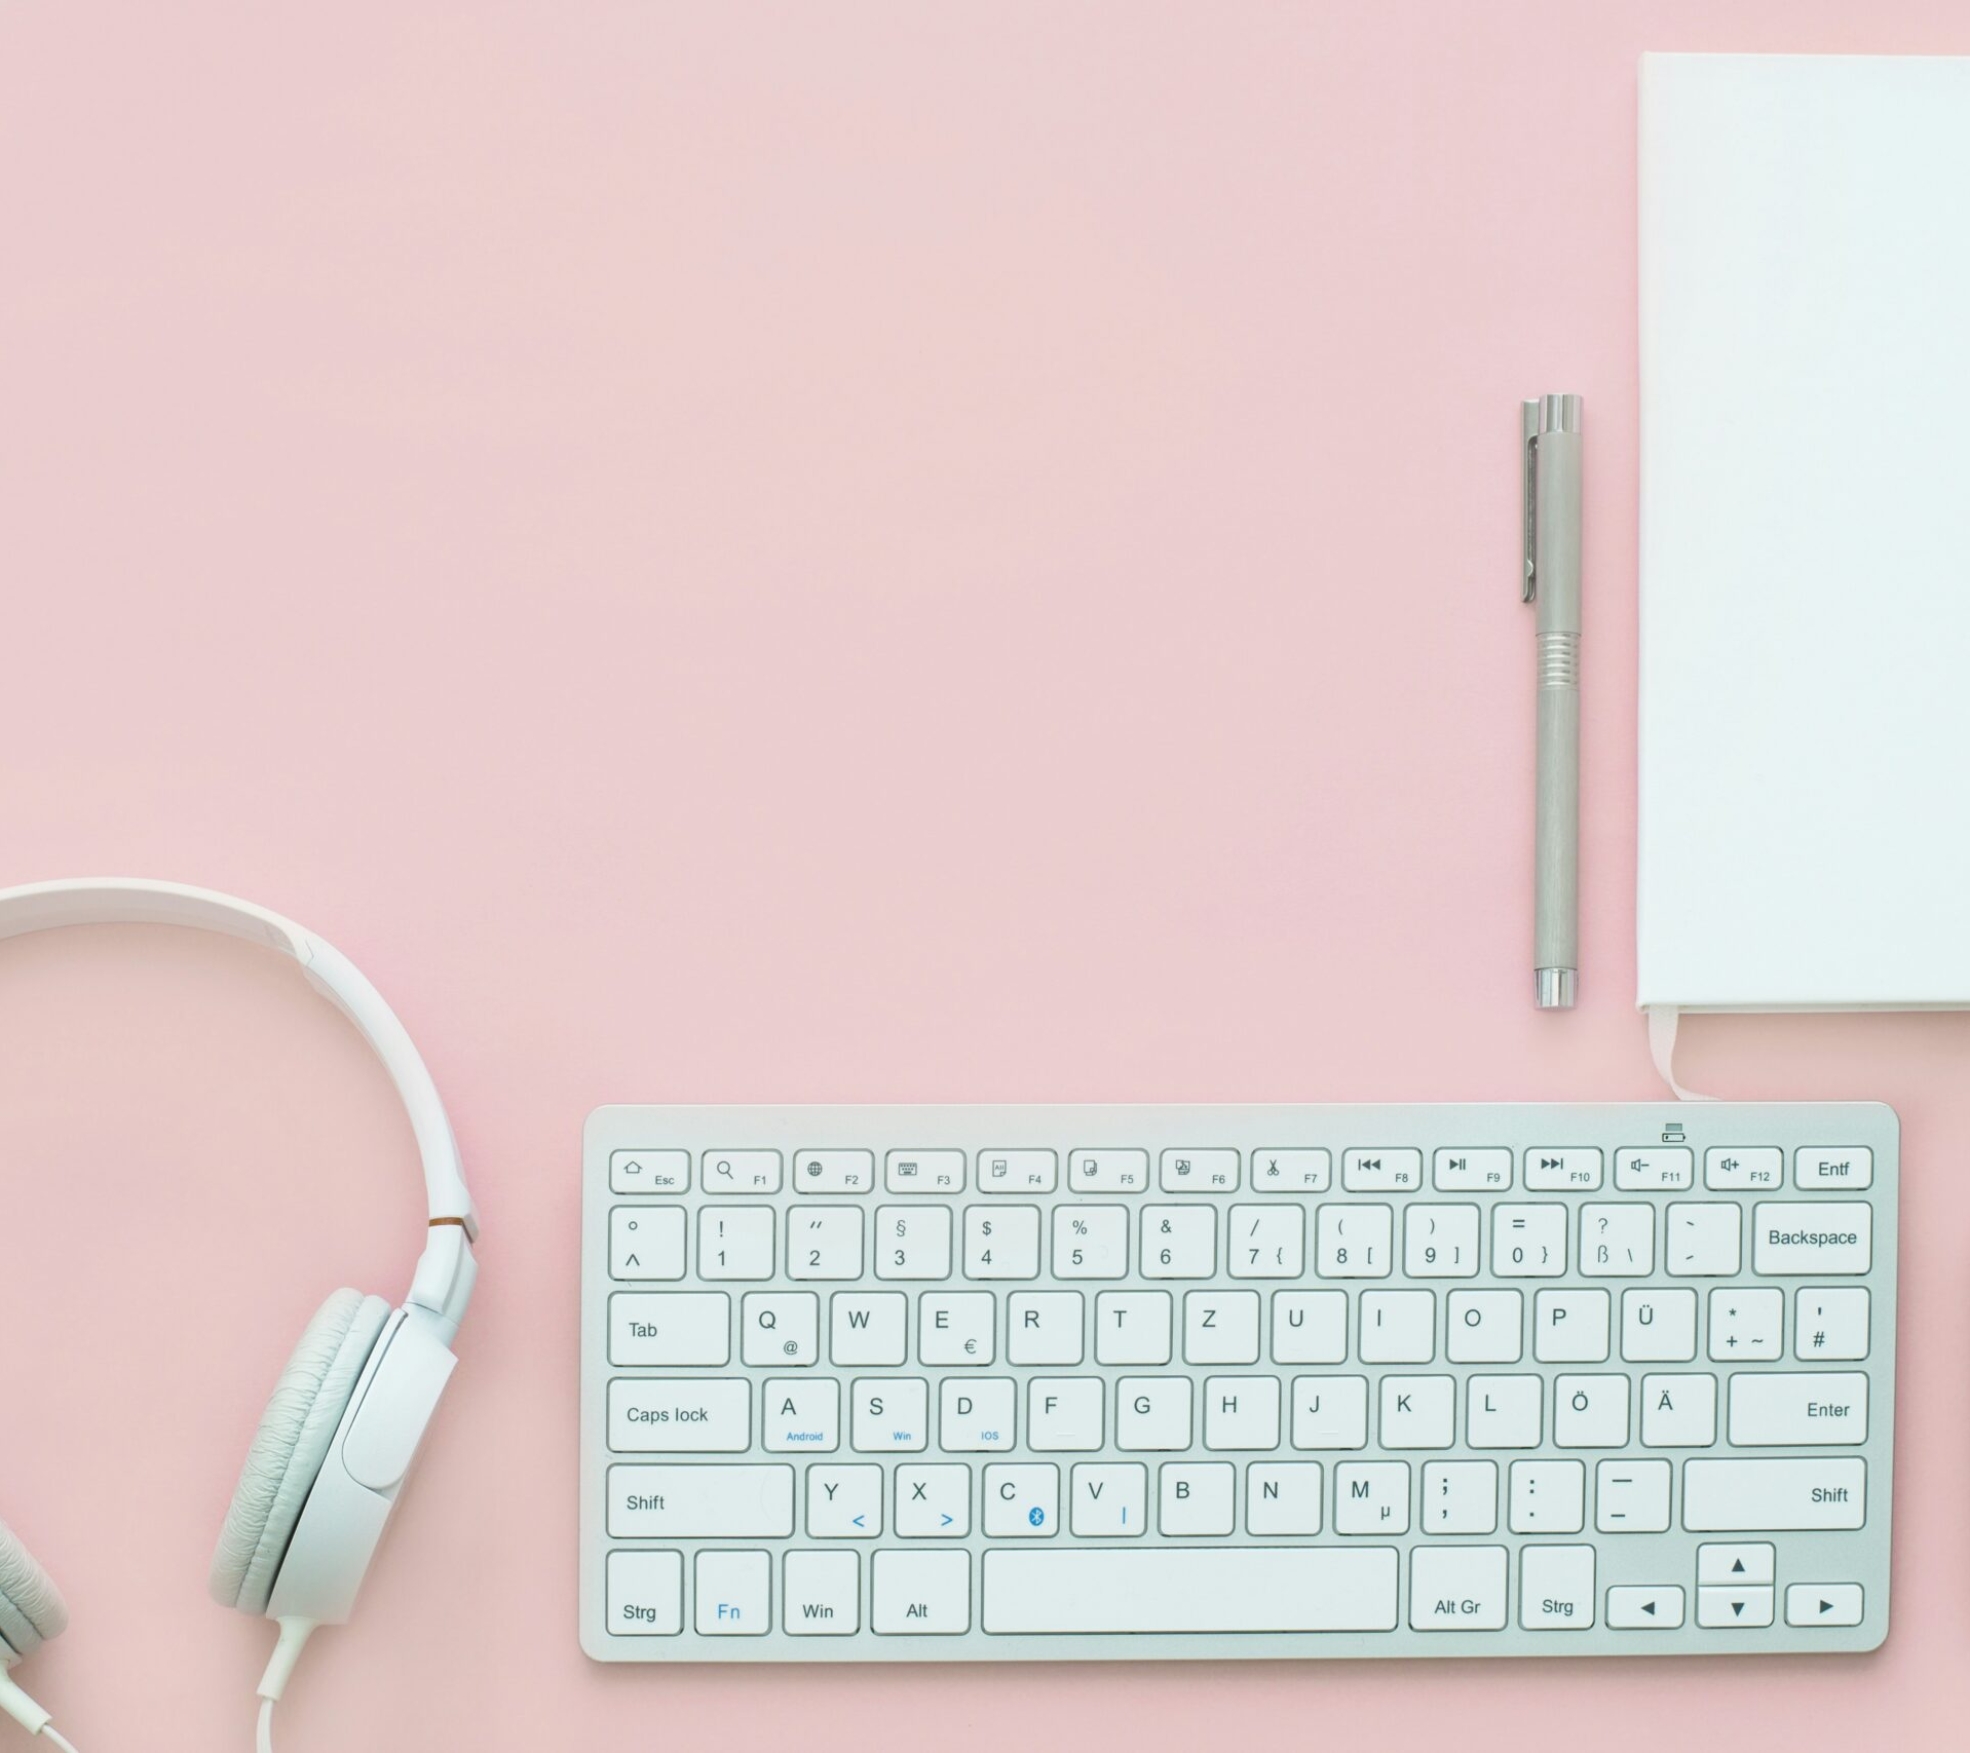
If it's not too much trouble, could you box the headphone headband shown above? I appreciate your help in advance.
[0,878,478,1330]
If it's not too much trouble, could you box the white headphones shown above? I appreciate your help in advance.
[0,880,479,1753]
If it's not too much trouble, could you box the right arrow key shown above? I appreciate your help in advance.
[1786,1583,1865,1627]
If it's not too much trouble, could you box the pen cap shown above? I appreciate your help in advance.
[1525,394,1582,637]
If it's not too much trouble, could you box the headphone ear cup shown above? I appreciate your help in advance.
[209,1288,392,1616]
[0,1518,68,1662]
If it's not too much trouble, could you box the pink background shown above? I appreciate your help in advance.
[3,3,1967,1748]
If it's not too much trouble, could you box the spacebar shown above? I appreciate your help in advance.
[983,1547,1399,1634]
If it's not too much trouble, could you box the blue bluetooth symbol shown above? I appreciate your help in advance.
[1028,1505,1045,1527]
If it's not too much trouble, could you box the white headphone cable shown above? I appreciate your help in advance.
[39,1732,79,1753]
[255,1698,274,1753]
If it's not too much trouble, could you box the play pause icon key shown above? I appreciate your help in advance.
[1786,1584,1864,1627]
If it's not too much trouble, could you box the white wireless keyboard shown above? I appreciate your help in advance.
[579,1104,1896,1661]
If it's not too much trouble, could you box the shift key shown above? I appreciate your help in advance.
[1683,1459,1865,1531]
[608,1464,795,1537]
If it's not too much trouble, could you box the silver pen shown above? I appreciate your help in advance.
[1522,394,1582,1009]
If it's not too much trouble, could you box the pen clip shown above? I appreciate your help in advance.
[1521,399,1541,603]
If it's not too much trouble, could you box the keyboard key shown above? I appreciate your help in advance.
[1753,1202,1871,1275]
[1202,1375,1281,1450]
[1525,1148,1602,1191]
[1069,1149,1149,1193]
[1028,1378,1103,1451]
[696,1550,770,1635]
[1159,1461,1235,1534]
[1379,1376,1455,1449]
[1141,1206,1216,1278]
[872,1550,971,1634]
[808,1463,883,1536]
[1271,1289,1349,1363]
[1245,1461,1324,1534]
[702,1150,782,1194]
[1006,1290,1084,1364]
[742,1292,818,1366]
[1682,1458,1866,1530]
[850,1378,929,1452]
[1607,1584,1684,1629]
[1467,1376,1542,1449]
[1071,1462,1148,1536]
[762,1379,840,1452]
[1433,1148,1512,1191]
[699,1207,775,1279]
[983,1463,1059,1536]
[788,1209,864,1281]
[938,1378,1014,1452]
[1492,1204,1567,1276]
[1614,1148,1693,1191]
[1697,1542,1774,1585]
[1053,1205,1128,1278]
[1290,1375,1369,1450]
[895,1463,971,1537]
[1639,1372,1716,1448]
[1419,1459,1497,1535]
[1795,1287,1870,1360]
[1343,1149,1423,1191]
[1509,1460,1584,1533]
[1411,1545,1507,1631]
[609,1379,751,1452]
[977,1151,1057,1193]
[885,1150,965,1193]
[829,1291,906,1364]
[1159,1148,1240,1192]
[1334,1461,1410,1534]
[1579,1204,1653,1277]
[1707,1287,1783,1360]
[1446,1290,1523,1364]
[1785,1583,1864,1627]
[1697,1585,1773,1628]
[1704,1148,1782,1191]
[610,1292,730,1366]
[1093,1290,1172,1365]
[981,1548,1400,1634]
[875,1205,952,1280]
[917,1291,995,1364]
[793,1151,873,1194]
[608,1464,794,1538]
[1359,1290,1437,1364]
[1404,1204,1479,1278]
[1594,1459,1671,1532]
[610,1206,686,1280]
[1533,1289,1610,1363]
[1796,1148,1872,1190]
[1315,1204,1393,1278]
[1727,1371,1868,1445]
[611,1149,690,1194]
[963,1205,1041,1278]
[1621,1287,1696,1362]
[1520,1545,1595,1629]
[1118,1377,1193,1450]
[607,1549,683,1635]
[1184,1289,1260,1363]
[1250,1148,1331,1191]
[1227,1205,1304,1278]
[1665,1203,1741,1276]
[1554,1375,1629,1447]
[783,1551,859,1635]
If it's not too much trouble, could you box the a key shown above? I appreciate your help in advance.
[1315,1204,1393,1278]
[1027,1378,1104,1451]
[788,1208,865,1281]
[1410,1546,1508,1631]
[884,1149,966,1193]
[608,1465,794,1538]
[1579,1204,1654,1277]
[1404,1204,1480,1278]
[1525,1148,1603,1192]
[1432,1148,1512,1191]
[792,1150,874,1194]
[871,1550,971,1634]
[1533,1289,1610,1363]
[1359,1290,1437,1364]
[1202,1375,1281,1450]
[1794,1287,1869,1360]
[1621,1287,1697,1362]
[1707,1287,1782,1360]
[1141,1206,1217,1278]
[1068,1149,1148,1193]
[610,1149,690,1194]
[1492,1204,1567,1277]
[1446,1290,1523,1364]
[850,1377,929,1452]
[963,1205,1041,1278]
[1704,1147,1783,1190]
[1665,1203,1742,1276]
[1378,1376,1455,1449]
[1752,1202,1871,1274]
[609,1292,730,1366]
[1465,1375,1542,1449]
[1682,1458,1866,1530]
[1072,1462,1149,1536]
[808,1463,884,1537]
[1290,1375,1369,1450]
[610,1206,686,1280]
[1638,1372,1717,1447]
[742,1291,818,1366]
[1250,1148,1332,1191]
[696,1550,770,1635]
[983,1463,1059,1536]
[1726,1371,1868,1446]
[1519,1546,1595,1629]
[938,1377,1014,1452]
[698,1207,775,1280]
[1271,1289,1349,1363]
[1227,1205,1304,1278]
[976,1151,1058,1193]
[1246,1461,1324,1534]
[1159,1461,1235,1535]
[1093,1290,1172,1365]
[607,1379,750,1452]
[1508,1460,1585,1534]
[895,1463,972,1537]
[1183,1289,1260,1364]
[1342,1149,1423,1192]
[701,1150,782,1194]
[917,1290,995,1364]
[1006,1290,1084,1364]
[1420,1460,1498,1534]
[1614,1147,1693,1190]
[1333,1461,1410,1534]
[1594,1459,1671,1532]
[874,1205,953,1280]
[829,1291,907,1365]
[1554,1374,1630,1447]
[1159,1148,1240,1192]
[1117,1377,1192,1450]
[606,1550,683,1636]
[1053,1205,1128,1278]
[761,1378,840,1452]
[783,1551,859,1635]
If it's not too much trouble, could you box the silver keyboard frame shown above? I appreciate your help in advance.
[580,1102,1897,1661]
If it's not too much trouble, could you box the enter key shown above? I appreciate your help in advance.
[1728,1372,1868,1446]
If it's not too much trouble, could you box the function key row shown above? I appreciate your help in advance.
[610,1146,1875,1198]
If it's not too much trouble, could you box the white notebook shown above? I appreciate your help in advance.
[1639,52,1970,1013]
